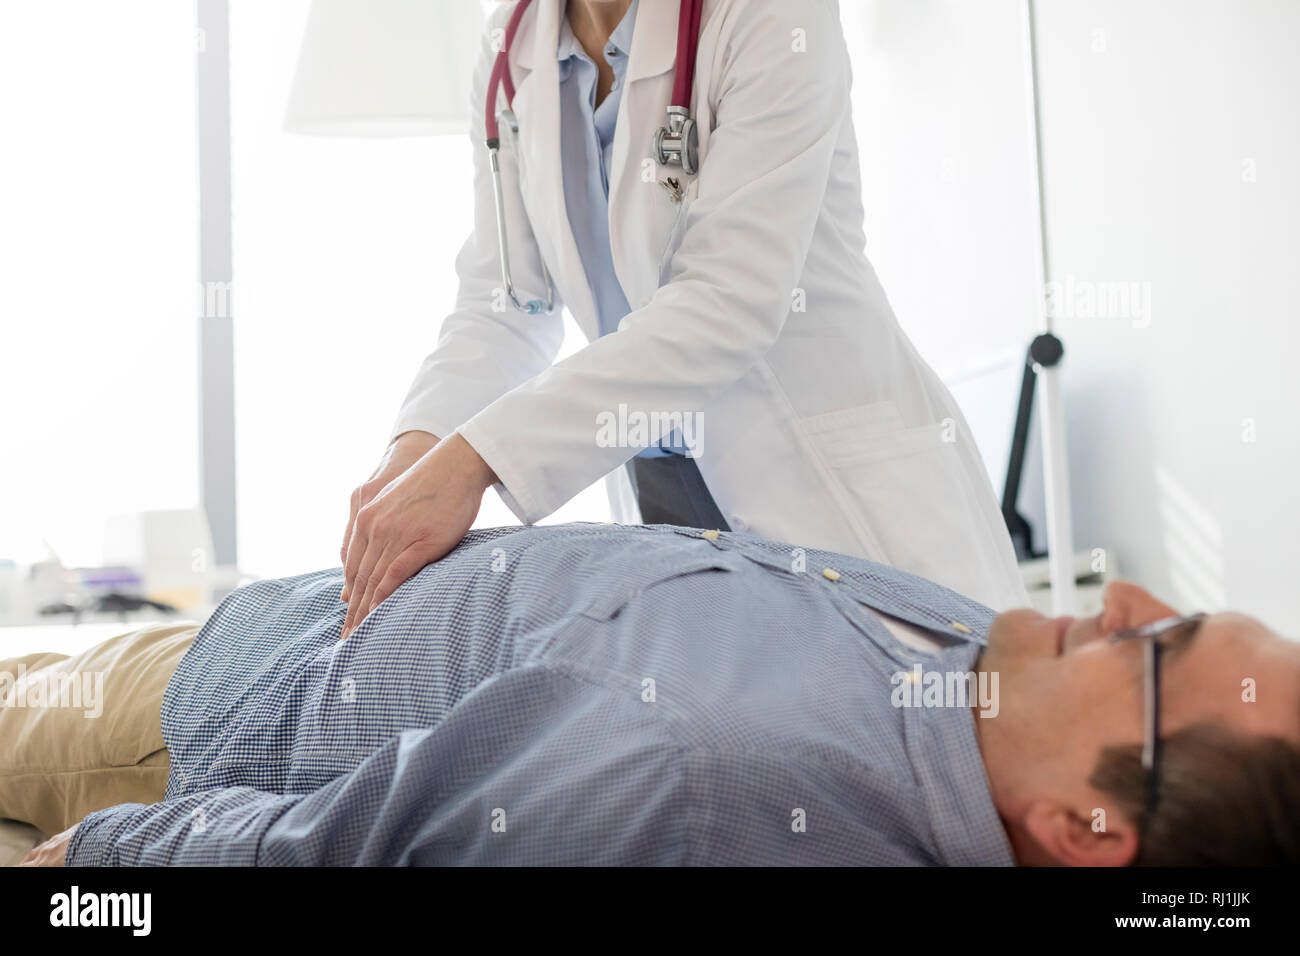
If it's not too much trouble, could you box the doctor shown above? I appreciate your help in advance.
[340,0,1026,639]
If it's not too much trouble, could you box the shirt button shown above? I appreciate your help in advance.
[822,568,841,581]
[951,621,972,633]
[701,529,720,541]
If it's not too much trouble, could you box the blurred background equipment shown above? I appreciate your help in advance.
[103,508,215,613]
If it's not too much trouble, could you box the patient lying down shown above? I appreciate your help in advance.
[10,523,1299,866]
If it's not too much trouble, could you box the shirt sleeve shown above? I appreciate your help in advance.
[64,680,931,866]
[66,672,690,866]
[66,790,303,866]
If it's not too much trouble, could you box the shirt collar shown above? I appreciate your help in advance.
[557,0,639,65]
[911,643,1017,865]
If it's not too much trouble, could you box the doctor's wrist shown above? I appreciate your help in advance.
[439,432,499,493]
[391,430,440,452]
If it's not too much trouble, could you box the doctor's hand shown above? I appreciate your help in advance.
[340,433,497,639]
[340,429,440,569]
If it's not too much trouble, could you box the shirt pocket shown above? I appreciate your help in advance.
[579,551,736,622]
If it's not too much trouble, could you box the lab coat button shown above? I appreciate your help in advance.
[701,529,721,541]
[822,568,841,581]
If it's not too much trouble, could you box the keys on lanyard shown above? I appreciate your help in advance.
[660,176,685,205]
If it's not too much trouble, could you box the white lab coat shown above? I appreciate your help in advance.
[391,0,1028,610]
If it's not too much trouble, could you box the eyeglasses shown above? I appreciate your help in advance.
[1109,613,1206,825]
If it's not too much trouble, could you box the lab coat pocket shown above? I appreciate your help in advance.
[799,401,909,461]
[811,417,991,594]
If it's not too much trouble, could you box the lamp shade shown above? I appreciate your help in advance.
[284,0,486,137]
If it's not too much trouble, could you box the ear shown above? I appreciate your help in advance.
[1020,799,1140,867]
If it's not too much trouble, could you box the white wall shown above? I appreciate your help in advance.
[1034,0,1299,630]
[843,0,1299,631]
[841,0,1043,492]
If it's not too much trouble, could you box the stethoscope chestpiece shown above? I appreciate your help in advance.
[654,106,699,176]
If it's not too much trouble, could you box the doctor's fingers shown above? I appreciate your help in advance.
[343,536,391,638]
[340,475,394,597]
[341,503,382,605]
[341,533,361,606]
[340,486,365,572]
[343,485,406,598]
[356,546,428,636]
[347,540,394,638]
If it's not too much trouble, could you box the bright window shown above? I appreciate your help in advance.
[0,1,198,568]
[229,0,607,580]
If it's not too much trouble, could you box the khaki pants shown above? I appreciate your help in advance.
[0,623,198,836]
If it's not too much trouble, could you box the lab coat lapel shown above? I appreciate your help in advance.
[608,0,681,310]
[514,0,599,334]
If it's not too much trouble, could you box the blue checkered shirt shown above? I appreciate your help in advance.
[68,524,1014,866]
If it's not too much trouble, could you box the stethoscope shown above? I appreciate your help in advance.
[485,0,704,315]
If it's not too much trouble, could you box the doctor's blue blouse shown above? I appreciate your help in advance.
[557,0,685,457]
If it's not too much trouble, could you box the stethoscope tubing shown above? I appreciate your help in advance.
[485,0,703,314]
[485,0,532,145]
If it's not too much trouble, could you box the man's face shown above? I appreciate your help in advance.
[978,581,1300,843]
